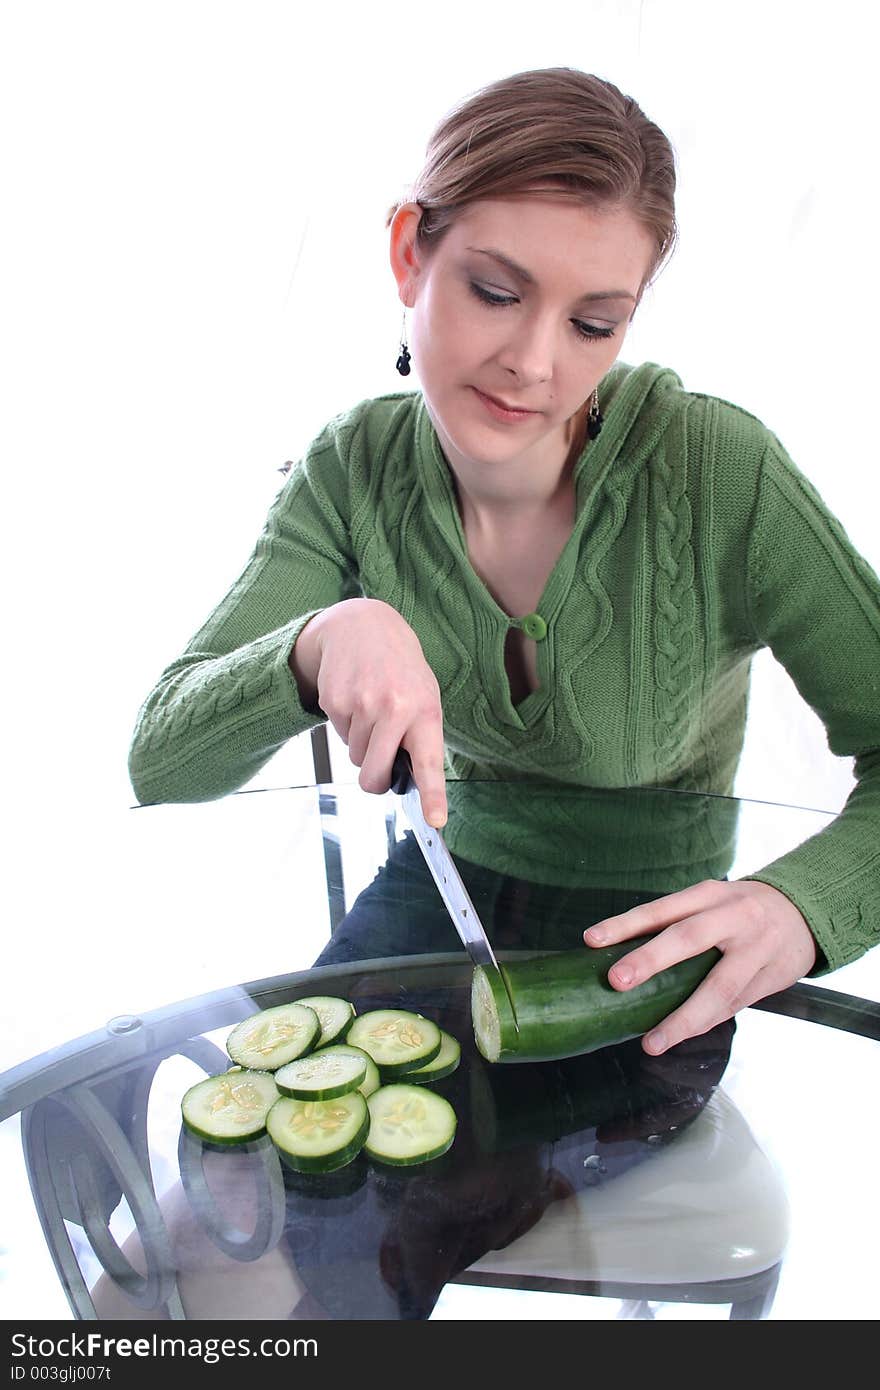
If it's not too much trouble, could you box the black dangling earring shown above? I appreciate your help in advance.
[586,387,603,440]
[395,311,411,376]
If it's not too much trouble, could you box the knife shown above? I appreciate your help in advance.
[390,748,519,1031]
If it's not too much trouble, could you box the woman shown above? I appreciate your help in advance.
[129,68,880,1055]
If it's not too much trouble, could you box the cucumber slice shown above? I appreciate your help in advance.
[403,1030,461,1085]
[346,1009,442,1077]
[181,1070,280,1145]
[274,1049,367,1100]
[316,1043,381,1098]
[226,1002,320,1071]
[267,1092,369,1173]
[295,995,356,1047]
[365,1084,457,1166]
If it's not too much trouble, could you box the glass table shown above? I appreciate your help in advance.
[1,778,878,1322]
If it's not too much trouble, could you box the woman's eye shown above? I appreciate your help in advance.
[469,282,517,307]
[573,320,616,341]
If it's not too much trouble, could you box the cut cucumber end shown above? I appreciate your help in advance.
[472,944,721,1065]
[471,968,502,1063]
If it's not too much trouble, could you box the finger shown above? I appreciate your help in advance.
[603,908,726,992]
[641,953,768,1055]
[348,724,376,769]
[583,880,725,948]
[356,720,409,795]
[347,708,393,770]
[405,721,447,828]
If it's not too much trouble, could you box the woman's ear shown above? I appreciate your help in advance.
[389,202,424,307]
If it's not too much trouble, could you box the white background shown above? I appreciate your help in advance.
[3,0,877,821]
[1,0,878,1319]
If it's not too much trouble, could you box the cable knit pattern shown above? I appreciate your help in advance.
[128,362,880,974]
[651,412,697,783]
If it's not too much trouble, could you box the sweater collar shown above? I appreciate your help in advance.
[414,360,685,542]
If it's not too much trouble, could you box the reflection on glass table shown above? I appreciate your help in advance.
[1,779,878,1321]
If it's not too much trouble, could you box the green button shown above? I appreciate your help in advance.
[521,612,547,640]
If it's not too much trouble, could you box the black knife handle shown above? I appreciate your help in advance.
[390,747,413,796]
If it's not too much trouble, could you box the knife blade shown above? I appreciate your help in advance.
[390,748,519,1031]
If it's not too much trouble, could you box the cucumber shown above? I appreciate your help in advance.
[181,1070,280,1145]
[345,1009,442,1077]
[404,1030,461,1085]
[295,995,356,1047]
[274,1048,367,1100]
[365,1084,457,1166]
[267,1092,369,1173]
[317,1043,381,1098]
[226,1002,321,1071]
[472,940,721,1063]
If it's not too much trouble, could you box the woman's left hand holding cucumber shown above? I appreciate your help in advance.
[583,878,817,1055]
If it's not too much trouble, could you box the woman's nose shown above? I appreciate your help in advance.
[495,314,556,385]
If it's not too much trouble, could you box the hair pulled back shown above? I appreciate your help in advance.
[388,67,678,296]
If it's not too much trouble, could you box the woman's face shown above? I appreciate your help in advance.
[391,195,656,484]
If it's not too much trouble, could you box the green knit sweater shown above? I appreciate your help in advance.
[129,361,880,975]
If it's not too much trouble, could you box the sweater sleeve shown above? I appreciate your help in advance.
[740,435,880,974]
[128,417,360,804]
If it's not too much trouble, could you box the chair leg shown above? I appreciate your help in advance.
[617,1299,656,1319]
[729,1263,782,1320]
[318,793,347,934]
[309,727,346,933]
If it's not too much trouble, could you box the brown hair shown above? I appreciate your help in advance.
[387,67,678,299]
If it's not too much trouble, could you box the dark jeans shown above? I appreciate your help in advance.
[313,830,671,967]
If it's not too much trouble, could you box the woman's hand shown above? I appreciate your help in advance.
[583,879,817,1054]
[290,598,447,826]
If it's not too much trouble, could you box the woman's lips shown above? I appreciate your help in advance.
[471,387,540,423]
